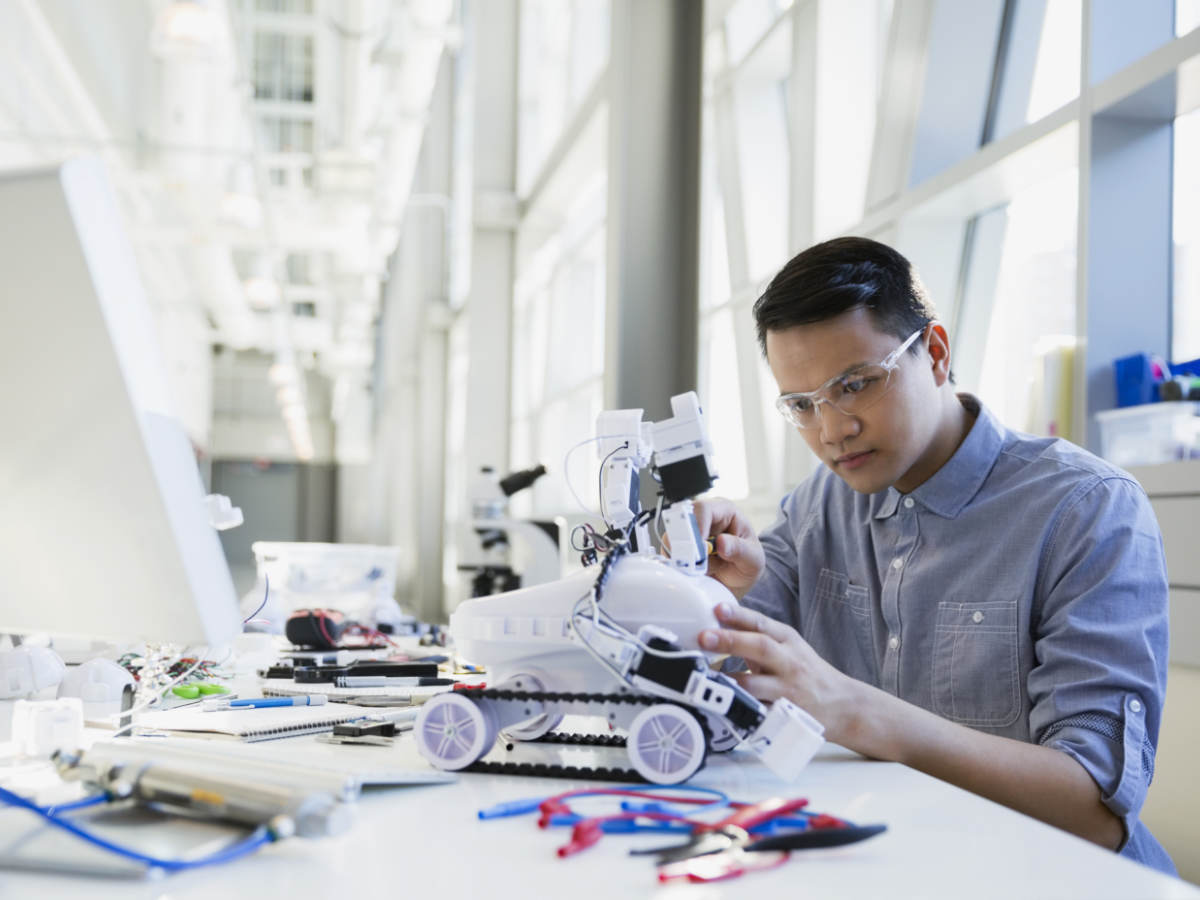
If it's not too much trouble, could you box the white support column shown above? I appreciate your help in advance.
[462,0,517,478]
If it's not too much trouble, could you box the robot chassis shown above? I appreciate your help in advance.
[415,393,825,785]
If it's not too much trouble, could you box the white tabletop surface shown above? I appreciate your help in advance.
[1,729,1197,900]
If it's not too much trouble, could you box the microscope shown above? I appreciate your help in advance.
[459,464,566,599]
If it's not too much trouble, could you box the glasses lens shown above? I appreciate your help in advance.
[830,366,893,415]
[776,393,818,428]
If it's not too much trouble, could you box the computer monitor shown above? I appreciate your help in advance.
[0,157,241,647]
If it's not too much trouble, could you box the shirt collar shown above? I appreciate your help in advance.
[872,394,1006,520]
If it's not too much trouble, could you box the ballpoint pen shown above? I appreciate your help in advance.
[202,695,329,712]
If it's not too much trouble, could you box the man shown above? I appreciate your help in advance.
[695,236,1174,873]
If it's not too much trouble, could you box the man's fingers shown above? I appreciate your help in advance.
[714,601,796,644]
[731,671,784,703]
[698,625,784,668]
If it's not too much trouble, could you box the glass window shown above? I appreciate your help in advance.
[1180,1,1200,35]
[510,182,606,520]
[517,0,610,193]
[252,31,314,103]
[699,108,731,312]
[1024,0,1081,123]
[732,55,790,281]
[1174,108,1200,362]
[699,308,750,499]
[812,0,893,238]
[724,0,779,66]
[975,168,1078,438]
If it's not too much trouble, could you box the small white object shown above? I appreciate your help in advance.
[661,501,708,575]
[0,646,67,699]
[205,493,245,530]
[888,635,900,650]
[11,697,83,757]
[972,611,984,624]
[746,697,825,782]
[1130,698,1142,713]
[892,557,904,570]
[232,632,279,674]
[57,658,135,722]
[903,498,914,509]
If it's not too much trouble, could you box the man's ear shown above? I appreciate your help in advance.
[927,323,952,386]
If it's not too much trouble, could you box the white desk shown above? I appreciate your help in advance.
[2,734,1197,899]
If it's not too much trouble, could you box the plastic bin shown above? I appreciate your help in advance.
[1094,402,1200,468]
[242,542,403,633]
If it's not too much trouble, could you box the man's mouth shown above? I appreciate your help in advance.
[834,450,874,470]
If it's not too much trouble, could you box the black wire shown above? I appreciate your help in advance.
[243,574,270,624]
[596,441,630,528]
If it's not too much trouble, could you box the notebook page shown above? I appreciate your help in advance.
[134,703,373,741]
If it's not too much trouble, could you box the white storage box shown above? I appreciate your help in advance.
[242,542,403,632]
[1094,402,1200,468]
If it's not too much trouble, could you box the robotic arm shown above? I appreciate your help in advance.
[597,392,717,574]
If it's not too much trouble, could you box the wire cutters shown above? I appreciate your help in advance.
[655,823,888,884]
[631,796,811,864]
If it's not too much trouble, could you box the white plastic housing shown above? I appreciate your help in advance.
[451,555,734,693]
[746,697,825,782]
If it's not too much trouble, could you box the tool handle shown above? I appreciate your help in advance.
[747,823,887,852]
[706,796,809,832]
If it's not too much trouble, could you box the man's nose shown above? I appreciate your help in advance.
[817,401,861,443]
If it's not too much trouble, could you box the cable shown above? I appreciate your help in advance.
[562,432,639,518]
[596,441,629,529]
[0,786,276,872]
[44,794,108,816]
[243,573,270,624]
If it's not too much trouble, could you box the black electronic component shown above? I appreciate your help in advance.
[724,691,765,732]
[657,456,715,504]
[293,660,440,684]
[332,721,398,739]
[632,645,702,694]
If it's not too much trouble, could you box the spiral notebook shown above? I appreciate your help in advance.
[133,703,374,742]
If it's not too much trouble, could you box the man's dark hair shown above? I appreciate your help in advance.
[752,236,938,357]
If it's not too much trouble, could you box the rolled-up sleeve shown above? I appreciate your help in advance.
[1027,475,1169,858]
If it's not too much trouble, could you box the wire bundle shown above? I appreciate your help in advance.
[0,786,277,873]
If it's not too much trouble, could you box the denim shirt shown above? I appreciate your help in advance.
[744,395,1175,874]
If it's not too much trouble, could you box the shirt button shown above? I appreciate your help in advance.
[891,557,904,570]
[903,498,914,509]
[888,635,900,650]
[1130,699,1142,713]
[972,611,984,623]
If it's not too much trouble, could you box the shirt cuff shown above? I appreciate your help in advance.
[1039,693,1151,850]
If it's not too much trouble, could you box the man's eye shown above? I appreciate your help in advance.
[788,395,814,413]
[842,376,877,395]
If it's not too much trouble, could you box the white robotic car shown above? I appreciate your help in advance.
[415,394,825,785]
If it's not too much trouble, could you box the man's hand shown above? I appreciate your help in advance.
[693,498,765,599]
[699,601,858,743]
[699,603,1124,851]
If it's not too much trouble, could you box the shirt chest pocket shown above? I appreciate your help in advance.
[932,599,1021,727]
[805,568,876,683]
